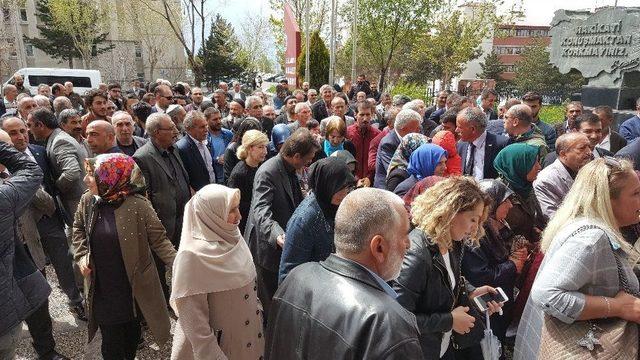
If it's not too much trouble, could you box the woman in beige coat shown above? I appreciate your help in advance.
[171,184,264,360]
[73,153,176,359]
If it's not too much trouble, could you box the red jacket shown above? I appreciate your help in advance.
[347,123,381,180]
[432,130,462,176]
[368,127,390,173]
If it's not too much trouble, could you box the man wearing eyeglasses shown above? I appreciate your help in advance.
[152,84,174,114]
[133,112,190,299]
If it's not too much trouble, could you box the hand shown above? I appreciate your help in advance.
[612,291,640,323]
[276,234,285,248]
[217,156,225,165]
[509,248,528,273]
[80,262,92,277]
[451,306,475,334]
[470,286,504,315]
[357,178,370,188]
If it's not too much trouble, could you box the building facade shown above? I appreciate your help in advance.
[492,24,551,80]
[0,0,186,85]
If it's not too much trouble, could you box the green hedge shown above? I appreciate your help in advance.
[540,105,565,125]
[389,82,431,104]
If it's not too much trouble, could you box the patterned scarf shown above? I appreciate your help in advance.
[86,153,146,204]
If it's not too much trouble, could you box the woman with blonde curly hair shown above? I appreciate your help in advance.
[392,177,504,360]
[514,158,640,359]
[227,129,269,233]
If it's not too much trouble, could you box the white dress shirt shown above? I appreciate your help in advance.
[598,133,611,152]
[467,131,487,181]
[189,135,216,183]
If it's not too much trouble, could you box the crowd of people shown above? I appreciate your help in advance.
[2,71,640,360]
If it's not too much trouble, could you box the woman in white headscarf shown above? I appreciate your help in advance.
[170,184,264,360]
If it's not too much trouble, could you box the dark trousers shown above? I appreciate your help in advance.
[256,265,278,324]
[99,319,141,360]
[454,344,484,360]
[37,214,83,306]
[24,299,56,358]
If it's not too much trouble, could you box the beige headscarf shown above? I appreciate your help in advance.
[170,184,256,314]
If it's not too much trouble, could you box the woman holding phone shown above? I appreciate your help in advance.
[393,177,504,360]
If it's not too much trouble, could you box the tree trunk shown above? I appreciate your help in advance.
[68,57,74,69]
[378,67,387,92]
[149,62,155,82]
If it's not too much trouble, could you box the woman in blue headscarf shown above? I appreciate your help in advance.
[393,143,448,197]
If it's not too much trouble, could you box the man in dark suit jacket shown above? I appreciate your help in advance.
[616,138,640,170]
[593,105,627,153]
[176,111,216,191]
[133,113,190,299]
[456,107,509,180]
[244,128,319,321]
[373,109,422,188]
[133,113,190,247]
[312,85,333,122]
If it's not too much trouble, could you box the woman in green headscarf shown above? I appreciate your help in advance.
[493,143,545,244]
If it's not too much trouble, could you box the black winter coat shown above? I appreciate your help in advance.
[392,228,476,359]
[266,254,423,359]
[0,143,48,337]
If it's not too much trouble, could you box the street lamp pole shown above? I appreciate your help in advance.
[329,0,336,85]
[351,0,358,83]
[305,0,310,82]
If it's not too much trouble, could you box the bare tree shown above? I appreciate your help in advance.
[137,0,221,85]
[120,0,170,81]
[238,11,275,74]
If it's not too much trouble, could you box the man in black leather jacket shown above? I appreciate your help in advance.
[265,188,423,359]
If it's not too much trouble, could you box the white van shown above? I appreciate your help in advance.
[4,68,101,96]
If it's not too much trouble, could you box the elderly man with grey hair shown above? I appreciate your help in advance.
[245,95,263,119]
[266,187,422,359]
[2,84,18,115]
[58,109,85,145]
[52,96,72,118]
[33,94,52,110]
[312,84,334,121]
[372,108,422,188]
[456,106,509,180]
[288,102,313,132]
[133,112,190,298]
[403,99,438,135]
[111,111,147,156]
[503,104,549,159]
[176,110,216,191]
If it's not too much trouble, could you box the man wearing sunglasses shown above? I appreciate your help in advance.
[152,84,174,114]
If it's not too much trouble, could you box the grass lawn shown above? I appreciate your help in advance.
[540,105,565,125]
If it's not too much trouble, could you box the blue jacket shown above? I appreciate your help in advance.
[619,115,640,142]
[0,143,49,337]
[278,193,335,284]
[208,129,232,183]
[374,130,401,188]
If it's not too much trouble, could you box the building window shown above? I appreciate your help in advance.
[503,64,516,72]
[515,29,529,37]
[135,44,142,58]
[25,43,33,57]
[19,8,27,22]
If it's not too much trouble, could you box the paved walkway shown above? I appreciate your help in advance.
[15,266,174,359]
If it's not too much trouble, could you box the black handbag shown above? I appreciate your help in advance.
[452,245,486,350]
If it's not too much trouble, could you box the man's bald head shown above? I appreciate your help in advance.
[1,117,29,152]
[86,120,116,155]
[334,188,410,281]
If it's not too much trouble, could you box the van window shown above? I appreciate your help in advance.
[27,75,92,88]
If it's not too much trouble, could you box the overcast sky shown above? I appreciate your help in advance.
[215,0,639,30]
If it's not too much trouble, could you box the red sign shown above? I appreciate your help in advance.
[284,3,301,88]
